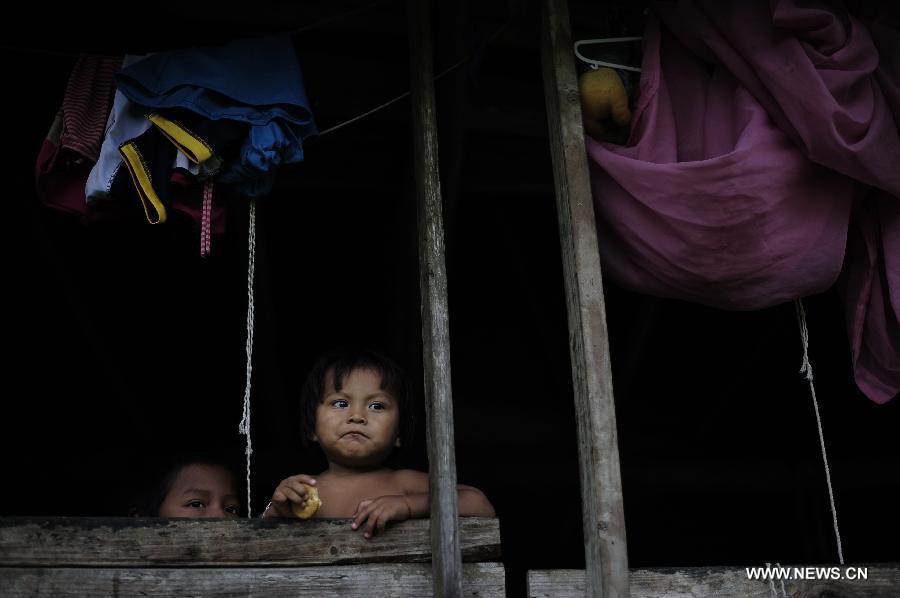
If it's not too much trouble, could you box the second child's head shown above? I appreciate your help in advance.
[300,348,414,470]
[129,452,241,518]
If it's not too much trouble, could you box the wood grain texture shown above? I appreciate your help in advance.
[0,517,499,567]
[528,566,900,597]
[539,0,630,596]
[408,0,463,596]
[0,563,506,597]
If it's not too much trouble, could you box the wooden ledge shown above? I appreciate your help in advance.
[527,565,900,597]
[0,516,500,567]
[0,563,506,597]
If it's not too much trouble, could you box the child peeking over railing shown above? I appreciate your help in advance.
[262,348,494,538]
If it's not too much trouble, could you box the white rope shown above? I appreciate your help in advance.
[765,562,777,597]
[794,299,844,564]
[318,20,510,137]
[239,200,257,517]
[775,562,787,598]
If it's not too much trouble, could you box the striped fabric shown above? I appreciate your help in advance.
[59,54,121,162]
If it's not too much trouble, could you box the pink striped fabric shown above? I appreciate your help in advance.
[59,55,121,162]
[201,179,213,257]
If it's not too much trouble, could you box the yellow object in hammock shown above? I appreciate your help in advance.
[290,485,322,519]
[579,67,632,143]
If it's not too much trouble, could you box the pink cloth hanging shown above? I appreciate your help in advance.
[586,0,899,403]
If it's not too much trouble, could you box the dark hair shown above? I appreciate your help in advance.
[299,347,415,451]
[129,451,241,517]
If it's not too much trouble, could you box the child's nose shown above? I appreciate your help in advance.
[206,505,226,518]
[347,410,367,423]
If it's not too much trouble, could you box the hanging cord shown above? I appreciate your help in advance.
[318,18,512,137]
[200,179,213,257]
[239,200,257,517]
[765,562,788,598]
[777,563,787,598]
[795,299,844,564]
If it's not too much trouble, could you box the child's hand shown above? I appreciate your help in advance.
[351,495,412,539]
[263,474,317,518]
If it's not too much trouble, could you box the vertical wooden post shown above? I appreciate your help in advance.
[540,0,630,596]
[408,0,463,596]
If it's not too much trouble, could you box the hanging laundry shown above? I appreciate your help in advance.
[59,55,120,163]
[170,152,226,236]
[113,34,317,200]
[35,54,121,219]
[85,55,152,205]
[585,0,899,403]
[657,0,900,405]
[110,110,246,223]
[586,13,857,310]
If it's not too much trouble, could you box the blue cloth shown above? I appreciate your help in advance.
[216,120,305,197]
[115,35,317,196]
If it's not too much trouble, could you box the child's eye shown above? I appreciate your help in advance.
[186,500,205,509]
[225,505,240,515]
[369,402,385,411]
[332,399,349,408]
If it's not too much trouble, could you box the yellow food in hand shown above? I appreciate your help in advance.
[290,485,322,519]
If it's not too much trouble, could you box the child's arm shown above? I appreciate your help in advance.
[261,474,318,518]
[351,470,495,538]
[456,484,496,517]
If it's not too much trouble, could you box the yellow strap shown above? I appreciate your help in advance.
[149,113,214,164]
[119,142,167,224]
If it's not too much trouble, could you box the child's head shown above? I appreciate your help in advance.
[300,348,414,468]
[131,452,241,518]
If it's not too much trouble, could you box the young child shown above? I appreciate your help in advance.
[262,348,495,538]
[129,452,242,518]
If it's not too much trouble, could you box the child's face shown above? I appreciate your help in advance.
[313,367,401,469]
[157,463,240,518]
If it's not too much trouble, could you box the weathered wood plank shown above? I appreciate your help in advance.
[540,0,630,596]
[0,563,506,597]
[408,0,463,596]
[0,517,499,567]
[527,566,900,597]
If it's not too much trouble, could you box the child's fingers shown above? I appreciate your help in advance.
[352,499,373,518]
[361,508,381,539]
[288,474,317,486]
[281,486,308,506]
[352,500,375,530]
[375,512,390,536]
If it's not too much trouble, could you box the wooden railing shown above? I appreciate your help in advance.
[0,517,504,596]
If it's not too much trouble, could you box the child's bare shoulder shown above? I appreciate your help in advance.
[390,468,429,493]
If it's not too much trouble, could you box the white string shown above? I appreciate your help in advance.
[239,200,257,517]
[775,561,787,598]
[318,20,510,137]
[766,562,778,597]
[318,91,411,136]
[795,299,844,564]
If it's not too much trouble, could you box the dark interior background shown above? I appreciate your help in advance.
[3,1,898,596]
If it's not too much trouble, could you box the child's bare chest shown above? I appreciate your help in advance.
[314,476,403,518]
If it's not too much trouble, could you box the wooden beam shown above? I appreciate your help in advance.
[539,0,630,596]
[527,565,900,598]
[0,563,506,597]
[407,0,463,596]
[435,0,469,273]
[0,517,499,567]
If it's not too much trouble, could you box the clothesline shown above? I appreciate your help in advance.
[4,5,511,140]
[0,0,392,59]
